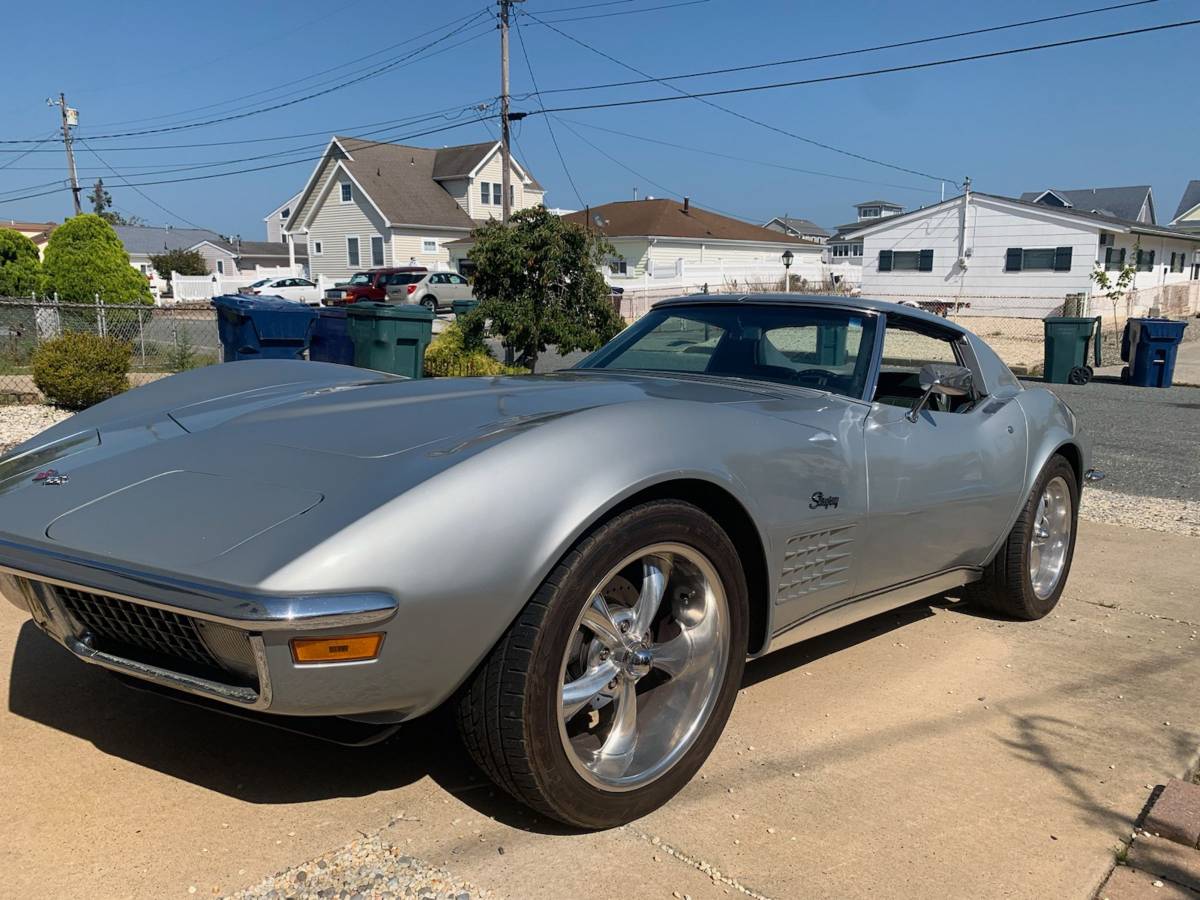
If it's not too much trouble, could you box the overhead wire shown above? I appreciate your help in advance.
[513,17,586,208]
[78,138,209,230]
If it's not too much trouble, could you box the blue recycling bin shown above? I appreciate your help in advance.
[1121,318,1189,388]
[212,294,317,362]
[309,307,354,365]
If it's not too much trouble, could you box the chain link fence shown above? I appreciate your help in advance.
[0,299,219,401]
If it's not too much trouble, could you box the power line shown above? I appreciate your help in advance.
[552,117,760,221]
[0,131,57,170]
[529,0,709,23]
[83,7,496,132]
[0,12,492,144]
[526,17,1200,116]
[518,0,1161,97]
[514,17,586,208]
[0,116,495,206]
[520,9,957,184]
[78,139,208,230]
[554,116,939,195]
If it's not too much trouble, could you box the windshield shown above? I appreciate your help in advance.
[580,303,879,400]
[348,272,372,285]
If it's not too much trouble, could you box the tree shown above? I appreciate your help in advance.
[42,213,152,304]
[0,228,44,297]
[467,206,623,372]
[149,247,208,278]
[88,178,144,226]
[1091,239,1138,344]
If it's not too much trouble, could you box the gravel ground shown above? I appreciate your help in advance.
[1080,487,1199,538]
[0,404,72,454]
[228,833,494,900]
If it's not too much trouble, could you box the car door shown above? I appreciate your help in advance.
[295,278,319,304]
[860,316,1028,593]
[447,273,472,301]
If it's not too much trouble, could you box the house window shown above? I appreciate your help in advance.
[216,259,225,275]
[878,249,933,272]
[509,184,515,207]
[313,241,323,255]
[1135,249,1155,272]
[422,238,438,254]
[340,182,352,203]
[1105,247,1126,271]
[480,182,490,205]
[859,207,881,218]
[1004,246,1072,272]
[281,207,290,220]
[370,235,384,267]
[1170,251,1185,274]
[347,236,360,267]
[608,258,628,275]
[492,183,502,206]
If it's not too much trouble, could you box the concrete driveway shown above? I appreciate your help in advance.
[2,519,1198,899]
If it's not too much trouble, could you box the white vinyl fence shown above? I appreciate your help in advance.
[165,265,304,305]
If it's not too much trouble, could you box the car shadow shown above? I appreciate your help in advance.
[6,597,962,835]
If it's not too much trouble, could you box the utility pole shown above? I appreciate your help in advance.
[49,93,81,216]
[498,0,523,223]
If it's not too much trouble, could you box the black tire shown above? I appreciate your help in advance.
[456,500,749,829]
[421,295,437,313]
[1068,366,1090,385]
[968,454,1079,620]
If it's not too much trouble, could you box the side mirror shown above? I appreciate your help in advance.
[906,363,973,422]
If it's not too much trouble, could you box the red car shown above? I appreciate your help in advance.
[323,267,427,306]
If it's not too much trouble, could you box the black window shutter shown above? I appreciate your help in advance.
[878,250,893,272]
[1119,248,1126,265]
[1149,250,1156,266]
[918,249,934,271]
[1053,246,1073,271]
[1005,248,1023,272]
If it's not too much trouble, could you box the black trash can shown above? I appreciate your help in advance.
[309,307,354,365]
[212,294,317,362]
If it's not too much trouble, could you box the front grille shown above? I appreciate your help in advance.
[53,586,257,687]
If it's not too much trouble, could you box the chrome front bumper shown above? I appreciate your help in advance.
[0,540,398,713]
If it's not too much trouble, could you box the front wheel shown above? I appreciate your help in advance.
[968,454,1079,620]
[421,295,437,313]
[456,500,749,828]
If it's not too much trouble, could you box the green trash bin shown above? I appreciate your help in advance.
[451,298,480,318]
[1043,316,1102,385]
[345,301,434,378]
[815,323,848,366]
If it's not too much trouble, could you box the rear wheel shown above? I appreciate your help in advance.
[421,295,437,313]
[456,500,748,828]
[968,455,1078,620]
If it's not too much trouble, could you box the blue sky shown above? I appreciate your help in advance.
[2,0,1197,237]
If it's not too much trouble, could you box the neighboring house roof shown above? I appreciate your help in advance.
[3,220,57,233]
[1019,186,1154,223]
[429,142,495,180]
[114,225,227,256]
[854,200,902,209]
[1171,180,1200,222]
[263,191,303,223]
[844,192,1200,243]
[828,222,868,242]
[561,199,809,245]
[234,240,309,268]
[765,216,830,238]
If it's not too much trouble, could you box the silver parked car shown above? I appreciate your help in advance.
[386,270,473,312]
[0,295,1098,828]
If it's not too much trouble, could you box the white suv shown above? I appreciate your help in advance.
[386,271,473,312]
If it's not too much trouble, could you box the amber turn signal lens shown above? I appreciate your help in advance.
[290,634,383,664]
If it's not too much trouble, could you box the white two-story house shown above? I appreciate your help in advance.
[284,136,545,281]
[824,200,905,288]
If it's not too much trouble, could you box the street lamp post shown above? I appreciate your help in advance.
[781,250,794,293]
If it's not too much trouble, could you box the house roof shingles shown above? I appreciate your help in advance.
[1020,186,1152,222]
[1172,180,1200,221]
[114,225,228,255]
[562,199,807,244]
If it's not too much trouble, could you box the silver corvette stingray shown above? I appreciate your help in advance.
[0,295,1099,827]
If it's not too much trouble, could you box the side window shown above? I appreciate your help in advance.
[873,320,968,411]
[449,274,467,285]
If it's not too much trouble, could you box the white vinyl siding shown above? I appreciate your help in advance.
[391,227,465,268]
[192,243,239,277]
[302,167,391,280]
[467,148,538,220]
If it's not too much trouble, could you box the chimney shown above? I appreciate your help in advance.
[683,197,690,213]
[633,187,638,201]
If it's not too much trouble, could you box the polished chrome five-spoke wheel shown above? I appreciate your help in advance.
[557,543,730,790]
[457,499,748,828]
[1029,475,1072,600]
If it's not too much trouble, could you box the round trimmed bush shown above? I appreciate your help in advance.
[32,332,132,410]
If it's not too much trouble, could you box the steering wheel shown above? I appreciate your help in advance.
[793,368,834,386]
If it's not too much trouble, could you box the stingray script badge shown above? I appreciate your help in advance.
[809,491,839,510]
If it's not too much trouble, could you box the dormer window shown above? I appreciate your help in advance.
[859,206,881,219]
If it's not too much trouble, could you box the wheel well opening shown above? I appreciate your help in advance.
[1055,442,1082,490]
[599,480,771,655]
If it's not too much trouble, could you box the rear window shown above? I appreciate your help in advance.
[387,273,423,285]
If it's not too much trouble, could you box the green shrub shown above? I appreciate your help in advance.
[32,332,131,409]
[42,214,151,305]
[424,322,527,377]
[0,228,44,297]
